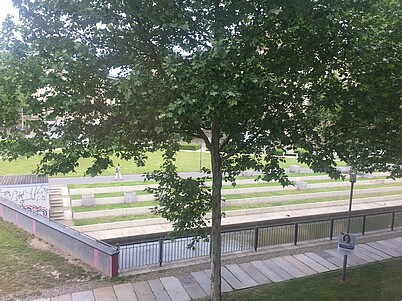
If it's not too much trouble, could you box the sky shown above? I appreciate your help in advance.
[0,0,19,23]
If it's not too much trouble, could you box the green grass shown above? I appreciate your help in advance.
[223,190,402,211]
[0,219,102,299]
[73,213,158,226]
[224,182,402,200]
[72,201,157,213]
[0,151,211,177]
[212,257,402,301]
[0,151,321,177]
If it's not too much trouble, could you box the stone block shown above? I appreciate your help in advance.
[124,191,137,204]
[82,194,95,207]
[296,181,308,190]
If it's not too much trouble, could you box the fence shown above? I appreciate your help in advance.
[118,209,402,270]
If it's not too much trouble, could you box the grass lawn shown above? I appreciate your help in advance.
[74,213,157,226]
[72,201,157,213]
[0,219,103,300]
[0,151,318,177]
[212,257,402,301]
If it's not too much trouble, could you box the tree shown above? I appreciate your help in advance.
[1,1,401,300]
[315,0,402,178]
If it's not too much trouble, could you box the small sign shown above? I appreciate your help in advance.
[337,233,356,254]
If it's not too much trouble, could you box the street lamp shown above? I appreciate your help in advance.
[342,169,357,281]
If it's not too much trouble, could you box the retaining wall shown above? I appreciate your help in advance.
[0,199,119,277]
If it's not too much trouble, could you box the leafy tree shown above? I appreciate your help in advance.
[1,0,400,300]
[317,0,402,178]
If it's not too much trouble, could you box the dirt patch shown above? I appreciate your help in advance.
[28,236,96,272]
[29,236,52,251]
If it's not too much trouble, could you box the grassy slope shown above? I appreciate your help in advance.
[0,219,102,299]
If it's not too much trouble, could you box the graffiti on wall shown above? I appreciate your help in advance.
[0,185,49,218]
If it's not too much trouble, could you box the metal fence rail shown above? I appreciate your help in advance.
[118,209,402,270]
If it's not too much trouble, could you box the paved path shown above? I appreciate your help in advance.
[48,168,316,185]
[32,236,402,301]
[48,172,207,185]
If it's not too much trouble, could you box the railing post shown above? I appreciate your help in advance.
[294,222,299,245]
[159,238,164,267]
[254,226,259,251]
[330,218,334,240]
[362,215,366,235]
[391,212,396,231]
[116,243,120,269]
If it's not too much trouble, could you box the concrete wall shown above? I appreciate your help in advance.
[0,183,50,217]
[0,200,119,277]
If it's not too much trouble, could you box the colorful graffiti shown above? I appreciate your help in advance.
[0,185,49,218]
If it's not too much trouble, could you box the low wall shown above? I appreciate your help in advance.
[0,200,119,277]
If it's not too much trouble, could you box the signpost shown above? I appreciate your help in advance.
[342,170,357,281]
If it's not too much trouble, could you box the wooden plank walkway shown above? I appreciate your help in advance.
[33,237,402,301]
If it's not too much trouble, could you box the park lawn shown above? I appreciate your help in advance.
[0,151,209,176]
[215,257,402,301]
[0,151,318,177]
[0,219,103,300]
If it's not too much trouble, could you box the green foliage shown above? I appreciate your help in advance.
[146,157,211,246]
[180,143,201,151]
[298,0,402,178]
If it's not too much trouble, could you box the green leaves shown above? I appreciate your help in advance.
[146,155,211,243]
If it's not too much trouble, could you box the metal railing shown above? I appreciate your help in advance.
[118,209,402,270]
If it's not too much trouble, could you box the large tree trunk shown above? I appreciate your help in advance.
[210,117,222,301]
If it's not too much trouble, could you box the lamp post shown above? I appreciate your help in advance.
[342,170,357,281]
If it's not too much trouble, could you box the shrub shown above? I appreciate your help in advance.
[180,143,201,151]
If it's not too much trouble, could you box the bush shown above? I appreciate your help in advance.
[180,144,201,151]
[273,149,284,156]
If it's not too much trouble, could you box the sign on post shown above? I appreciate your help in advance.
[337,232,356,254]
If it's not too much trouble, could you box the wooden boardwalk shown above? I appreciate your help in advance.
[33,237,402,301]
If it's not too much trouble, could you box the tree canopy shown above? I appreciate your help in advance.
[1,0,401,300]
